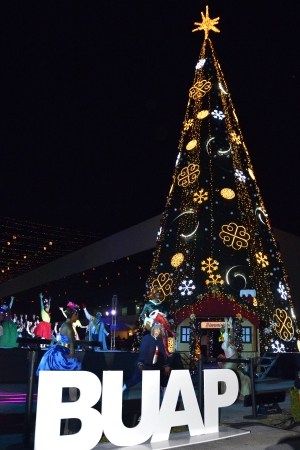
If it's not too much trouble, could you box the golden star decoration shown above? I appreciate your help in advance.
[192,5,220,40]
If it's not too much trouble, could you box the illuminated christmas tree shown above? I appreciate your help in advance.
[145,6,299,356]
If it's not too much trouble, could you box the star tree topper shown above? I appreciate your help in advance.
[192,5,220,40]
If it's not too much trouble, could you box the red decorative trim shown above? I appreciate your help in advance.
[174,294,260,327]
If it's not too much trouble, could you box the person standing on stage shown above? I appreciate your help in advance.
[36,302,82,434]
[82,303,109,351]
[59,306,87,340]
[123,322,171,394]
[0,296,15,322]
[34,293,52,342]
[0,304,18,348]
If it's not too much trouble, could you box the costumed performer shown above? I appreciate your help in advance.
[0,304,18,348]
[34,293,52,340]
[59,306,87,340]
[123,322,171,396]
[82,303,109,351]
[218,317,251,400]
[36,302,82,434]
[0,296,15,322]
[140,287,176,356]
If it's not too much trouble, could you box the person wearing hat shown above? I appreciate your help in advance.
[0,304,18,348]
[36,302,82,373]
[82,303,109,351]
[59,306,87,340]
[140,287,176,357]
[123,322,171,394]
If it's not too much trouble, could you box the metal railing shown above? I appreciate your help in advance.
[197,355,260,419]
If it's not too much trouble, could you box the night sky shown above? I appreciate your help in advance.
[1,1,300,239]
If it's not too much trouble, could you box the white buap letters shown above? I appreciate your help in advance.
[34,369,238,450]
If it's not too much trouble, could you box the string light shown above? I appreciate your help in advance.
[0,215,103,283]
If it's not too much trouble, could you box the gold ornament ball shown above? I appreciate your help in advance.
[171,253,184,267]
[220,188,235,199]
[197,110,210,119]
[186,139,197,150]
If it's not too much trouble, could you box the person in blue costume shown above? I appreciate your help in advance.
[122,322,171,395]
[36,302,82,434]
[82,303,109,351]
[36,301,82,374]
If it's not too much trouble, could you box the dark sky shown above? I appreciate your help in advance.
[1,1,300,238]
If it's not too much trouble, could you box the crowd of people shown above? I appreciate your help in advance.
[0,294,111,350]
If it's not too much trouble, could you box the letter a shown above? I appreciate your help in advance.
[35,371,102,450]
[151,370,205,443]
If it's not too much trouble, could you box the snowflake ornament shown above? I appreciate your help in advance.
[178,279,196,296]
[271,340,286,353]
[183,119,194,131]
[255,252,269,268]
[205,274,224,286]
[193,188,209,204]
[211,109,225,120]
[230,131,241,144]
[277,281,287,300]
[235,169,246,183]
[201,257,219,274]
[196,59,206,70]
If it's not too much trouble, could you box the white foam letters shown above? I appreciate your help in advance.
[151,369,205,443]
[34,371,102,450]
[102,370,160,446]
[34,369,239,449]
[204,368,239,433]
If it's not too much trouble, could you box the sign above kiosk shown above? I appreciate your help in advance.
[201,321,226,329]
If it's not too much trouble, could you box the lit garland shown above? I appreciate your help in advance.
[234,315,244,357]
[189,314,201,369]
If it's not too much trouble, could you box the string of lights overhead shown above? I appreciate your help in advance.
[0,215,103,282]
